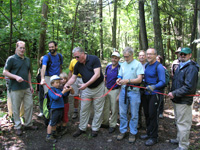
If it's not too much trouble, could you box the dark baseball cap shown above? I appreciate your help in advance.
[180,47,192,54]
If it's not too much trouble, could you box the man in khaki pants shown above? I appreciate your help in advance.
[101,51,120,134]
[6,77,24,120]
[168,47,199,150]
[65,47,105,138]
[3,41,37,136]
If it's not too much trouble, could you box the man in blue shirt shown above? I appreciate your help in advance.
[40,41,63,94]
[116,47,144,143]
[140,48,165,146]
[101,51,121,134]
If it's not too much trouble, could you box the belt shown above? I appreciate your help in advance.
[124,84,140,104]
[107,87,120,90]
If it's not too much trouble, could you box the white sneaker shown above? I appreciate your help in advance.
[38,113,43,117]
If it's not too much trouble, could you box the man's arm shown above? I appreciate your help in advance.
[3,69,24,82]
[64,74,77,88]
[68,70,73,80]
[79,67,101,90]
[40,65,47,85]
[28,71,34,93]
[156,64,165,88]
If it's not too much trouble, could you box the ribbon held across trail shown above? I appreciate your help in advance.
[0,77,62,97]
[0,77,199,99]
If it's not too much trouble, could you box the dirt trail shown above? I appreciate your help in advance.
[0,95,200,150]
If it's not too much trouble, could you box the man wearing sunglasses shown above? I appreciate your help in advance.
[64,47,104,138]
[168,47,199,150]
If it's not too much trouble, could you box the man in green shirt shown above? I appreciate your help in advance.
[3,41,37,136]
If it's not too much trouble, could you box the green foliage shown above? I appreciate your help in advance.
[0,111,6,118]
[0,0,197,64]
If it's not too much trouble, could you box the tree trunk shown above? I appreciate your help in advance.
[9,0,13,56]
[139,0,148,50]
[112,0,117,50]
[151,0,163,57]
[38,2,48,66]
[117,14,120,51]
[190,0,198,61]
[57,0,61,51]
[99,0,103,59]
[52,0,55,41]
[70,0,80,60]
[19,0,22,30]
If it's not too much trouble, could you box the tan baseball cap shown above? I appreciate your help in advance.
[111,51,120,58]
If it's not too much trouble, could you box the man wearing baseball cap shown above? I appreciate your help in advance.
[101,51,121,133]
[168,47,199,150]
[171,47,181,77]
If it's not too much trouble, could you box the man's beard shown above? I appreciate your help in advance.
[49,49,56,54]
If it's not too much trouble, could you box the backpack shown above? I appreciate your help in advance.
[105,64,120,77]
[43,92,51,120]
[46,53,62,76]
[43,88,55,125]
[145,62,170,87]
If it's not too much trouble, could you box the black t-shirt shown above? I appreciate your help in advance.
[73,55,104,88]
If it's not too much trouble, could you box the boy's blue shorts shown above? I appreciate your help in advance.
[49,108,64,126]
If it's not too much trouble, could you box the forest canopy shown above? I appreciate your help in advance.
[0,0,200,68]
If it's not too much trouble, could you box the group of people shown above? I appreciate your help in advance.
[3,40,199,150]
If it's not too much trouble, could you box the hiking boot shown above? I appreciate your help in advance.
[73,129,85,137]
[129,133,136,143]
[15,129,22,136]
[72,112,78,119]
[140,134,149,140]
[45,135,57,143]
[145,138,158,146]
[91,130,98,137]
[169,139,179,144]
[117,133,126,141]
[108,127,116,134]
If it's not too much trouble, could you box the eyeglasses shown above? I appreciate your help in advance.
[74,56,79,59]
[123,55,130,58]
[180,53,187,56]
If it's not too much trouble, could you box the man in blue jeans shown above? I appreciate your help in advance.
[116,47,144,143]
